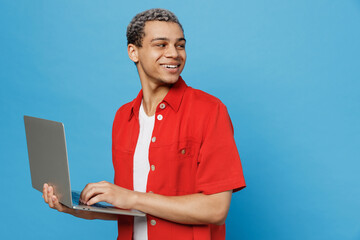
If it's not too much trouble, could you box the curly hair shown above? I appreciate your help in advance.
[126,8,184,47]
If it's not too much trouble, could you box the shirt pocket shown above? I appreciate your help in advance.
[171,139,201,194]
[149,139,201,195]
[177,140,196,160]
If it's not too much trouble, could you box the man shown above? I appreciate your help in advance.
[43,8,246,240]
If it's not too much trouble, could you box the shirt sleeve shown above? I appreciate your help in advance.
[195,102,246,195]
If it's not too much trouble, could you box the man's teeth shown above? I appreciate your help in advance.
[163,65,178,69]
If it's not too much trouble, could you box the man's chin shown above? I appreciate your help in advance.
[158,76,180,85]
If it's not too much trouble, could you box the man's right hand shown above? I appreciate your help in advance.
[42,183,118,220]
[42,183,74,214]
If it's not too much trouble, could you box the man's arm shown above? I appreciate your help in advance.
[80,181,232,225]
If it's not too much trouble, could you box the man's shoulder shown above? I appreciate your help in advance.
[185,86,225,109]
[116,100,133,113]
[113,98,135,123]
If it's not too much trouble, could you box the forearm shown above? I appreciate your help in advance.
[81,181,232,225]
[132,190,232,225]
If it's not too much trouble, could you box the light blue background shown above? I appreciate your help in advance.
[1,0,359,239]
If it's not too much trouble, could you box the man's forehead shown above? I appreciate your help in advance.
[143,21,184,40]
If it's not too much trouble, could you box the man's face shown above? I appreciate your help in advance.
[129,21,186,86]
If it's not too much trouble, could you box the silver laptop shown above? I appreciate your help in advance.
[24,115,145,217]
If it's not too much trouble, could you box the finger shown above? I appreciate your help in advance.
[80,183,95,202]
[86,183,122,206]
[86,193,106,206]
[51,195,64,212]
[82,186,102,204]
[42,183,47,202]
[47,186,55,208]
[80,184,90,203]
[80,182,108,203]
[43,183,49,203]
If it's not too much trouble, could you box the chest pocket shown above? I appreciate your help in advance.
[177,140,195,160]
[176,137,202,161]
[149,138,201,195]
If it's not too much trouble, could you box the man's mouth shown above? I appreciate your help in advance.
[161,64,180,69]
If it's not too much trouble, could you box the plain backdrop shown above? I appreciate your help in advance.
[1,0,359,239]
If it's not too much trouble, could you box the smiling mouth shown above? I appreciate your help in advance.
[161,64,180,69]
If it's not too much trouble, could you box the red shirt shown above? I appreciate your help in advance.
[112,77,246,240]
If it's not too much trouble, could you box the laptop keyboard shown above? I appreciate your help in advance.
[71,191,110,208]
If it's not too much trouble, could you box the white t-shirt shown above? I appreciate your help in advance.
[133,102,155,240]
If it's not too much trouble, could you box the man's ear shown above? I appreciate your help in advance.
[128,44,139,63]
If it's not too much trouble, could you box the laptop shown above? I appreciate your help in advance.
[24,115,145,217]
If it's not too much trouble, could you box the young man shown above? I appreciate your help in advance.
[43,8,246,240]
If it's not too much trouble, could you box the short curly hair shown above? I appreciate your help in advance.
[126,8,184,47]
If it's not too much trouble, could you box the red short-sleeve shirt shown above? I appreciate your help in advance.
[112,77,246,240]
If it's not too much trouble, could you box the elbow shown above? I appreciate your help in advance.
[210,207,229,226]
[198,190,232,225]
[213,215,227,226]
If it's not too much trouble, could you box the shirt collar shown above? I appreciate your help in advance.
[129,76,187,121]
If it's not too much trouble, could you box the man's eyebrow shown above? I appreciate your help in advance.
[151,37,169,42]
[151,37,186,42]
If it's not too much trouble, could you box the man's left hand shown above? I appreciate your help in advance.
[80,181,136,209]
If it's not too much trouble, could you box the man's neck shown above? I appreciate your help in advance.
[140,80,171,117]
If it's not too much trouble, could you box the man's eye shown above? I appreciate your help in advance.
[177,44,185,49]
[156,44,166,47]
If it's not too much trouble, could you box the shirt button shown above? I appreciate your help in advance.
[181,149,186,154]
[151,165,155,171]
[157,114,163,121]
[151,137,156,142]
[159,103,166,109]
[150,219,156,226]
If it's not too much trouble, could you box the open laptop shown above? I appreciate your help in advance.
[24,115,145,217]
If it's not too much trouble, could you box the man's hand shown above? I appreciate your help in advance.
[43,183,73,213]
[80,181,137,209]
[42,183,117,220]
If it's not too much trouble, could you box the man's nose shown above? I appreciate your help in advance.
[164,45,179,58]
